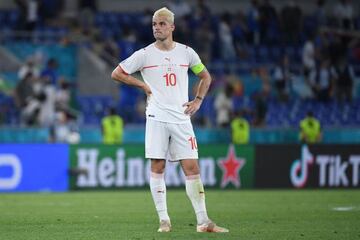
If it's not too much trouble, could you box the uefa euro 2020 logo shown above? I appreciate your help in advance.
[290,145,314,188]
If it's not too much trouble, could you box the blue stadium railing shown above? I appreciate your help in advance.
[1,127,360,144]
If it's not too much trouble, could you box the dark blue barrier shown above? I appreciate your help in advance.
[0,144,69,192]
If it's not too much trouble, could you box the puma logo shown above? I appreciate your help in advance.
[199,191,204,194]
[165,57,170,62]
[157,190,164,193]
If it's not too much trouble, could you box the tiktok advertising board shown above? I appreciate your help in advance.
[255,145,360,188]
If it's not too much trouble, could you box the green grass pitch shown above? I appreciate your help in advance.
[0,190,359,240]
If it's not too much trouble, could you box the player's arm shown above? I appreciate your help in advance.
[183,65,212,115]
[111,66,152,96]
[194,67,212,102]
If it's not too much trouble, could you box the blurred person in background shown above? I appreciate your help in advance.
[49,110,80,143]
[111,7,228,233]
[18,57,40,80]
[214,82,234,128]
[246,0,260,45]
[219,12,236,60]
[309,57,333,102]
[333,0,354,30]
[15,73,56,127]
[14,0,40,32]
[273,55,292,102]
[232,10,249,55]
[253,80,270,127]
[331,57,355,102]
[231,110,250,144]
[37,77,56,127]
[92,33,121,66]
[299,111,322,143]
[101,106,123,144]
[14,72,39,126]
[55,78,79,121]
[41,58,59,86]
[26,0,40,32]
[55,78,71,112]
[302,35,316,84]
[102,37,121,66]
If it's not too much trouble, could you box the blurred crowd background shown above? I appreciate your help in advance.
[0,0,359,143]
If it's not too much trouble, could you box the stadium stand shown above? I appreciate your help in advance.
[0,0,359,143]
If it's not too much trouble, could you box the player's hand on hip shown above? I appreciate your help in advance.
[142,83,152,96]
[183,98,202,115]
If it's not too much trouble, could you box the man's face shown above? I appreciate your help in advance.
[152,16,174,41]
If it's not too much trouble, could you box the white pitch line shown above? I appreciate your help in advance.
[332,206,355,211]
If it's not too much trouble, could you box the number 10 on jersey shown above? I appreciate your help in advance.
[163,73,177,86]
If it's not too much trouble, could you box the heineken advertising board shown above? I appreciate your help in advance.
[69,144,254,190]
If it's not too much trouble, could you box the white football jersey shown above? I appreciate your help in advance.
[119,42,202,123]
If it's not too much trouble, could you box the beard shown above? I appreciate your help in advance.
[154,32,167,41]
[154,36,167,41]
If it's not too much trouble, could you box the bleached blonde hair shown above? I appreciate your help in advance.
[153,7,175,24]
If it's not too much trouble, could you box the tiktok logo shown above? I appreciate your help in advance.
[290,145,314,188]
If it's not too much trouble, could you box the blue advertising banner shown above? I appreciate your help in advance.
[0,144,69,192]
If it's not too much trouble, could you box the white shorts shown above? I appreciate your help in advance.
[145,119,198,161]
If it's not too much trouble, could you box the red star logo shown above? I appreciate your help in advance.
[218,145,245,188]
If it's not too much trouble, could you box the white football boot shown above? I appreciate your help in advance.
[157,220,171,232]
[196,220,229,233]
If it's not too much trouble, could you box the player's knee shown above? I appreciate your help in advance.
[151,159,166,173]
[185,169,200,176]
[183,163,200,176]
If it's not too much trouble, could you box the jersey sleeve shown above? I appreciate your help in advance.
[119,49,145,74]
[185,47,204,75]
[187,47,202,68]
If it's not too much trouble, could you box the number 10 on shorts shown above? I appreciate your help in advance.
[188,136,198,150]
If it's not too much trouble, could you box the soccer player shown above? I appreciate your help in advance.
[111,7,229,233]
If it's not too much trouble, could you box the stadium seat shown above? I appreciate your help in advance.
[256,45,270,63]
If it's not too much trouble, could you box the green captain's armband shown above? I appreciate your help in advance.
[191,63,205,75]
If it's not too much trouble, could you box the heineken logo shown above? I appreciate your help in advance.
[71,145,248,189]
[73,148,217,188]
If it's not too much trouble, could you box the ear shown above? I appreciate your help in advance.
[171,24,175,32]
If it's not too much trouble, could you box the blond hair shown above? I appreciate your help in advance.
[153,7,175,24]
